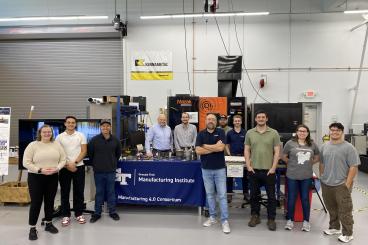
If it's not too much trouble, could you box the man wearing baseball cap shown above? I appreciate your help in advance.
[218,114,232,135]
[88,119,122,223]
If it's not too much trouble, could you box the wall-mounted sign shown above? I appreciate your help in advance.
[131,51,173,80]
[0,107,11,176]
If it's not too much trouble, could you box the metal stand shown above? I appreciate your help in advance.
[241,197,250,208]
[312,179,327,213]
[241,166,284,209]
[200,207,209,217]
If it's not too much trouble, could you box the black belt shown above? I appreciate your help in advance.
[153,149,171,152]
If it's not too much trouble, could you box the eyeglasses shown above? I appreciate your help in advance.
[330,129,342,132]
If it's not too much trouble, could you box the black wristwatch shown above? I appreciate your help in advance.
[38,168,42,174]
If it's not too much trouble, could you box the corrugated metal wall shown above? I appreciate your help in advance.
[0,38,123,145]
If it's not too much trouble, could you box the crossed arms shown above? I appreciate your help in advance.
[196,140,225,155]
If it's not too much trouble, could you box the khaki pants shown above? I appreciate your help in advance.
[321,183,354,236]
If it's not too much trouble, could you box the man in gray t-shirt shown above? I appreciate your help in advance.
[283,140,319,180]
[320,142,360,186]
[320,123,360,243]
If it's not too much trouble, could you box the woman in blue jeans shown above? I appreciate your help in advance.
[282,124,320,232]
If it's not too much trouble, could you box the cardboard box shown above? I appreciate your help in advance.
[0,181,30,204]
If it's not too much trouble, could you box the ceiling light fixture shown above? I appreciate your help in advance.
[0,16,109,22]
[344,10,368,14]
[140,12,270,20]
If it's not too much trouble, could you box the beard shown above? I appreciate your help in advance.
[206,123,215,130]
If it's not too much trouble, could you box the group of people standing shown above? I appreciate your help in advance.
[145,112,198,157]
[23,116,121,240]
[22,111,360,243]
[195,111,359,243]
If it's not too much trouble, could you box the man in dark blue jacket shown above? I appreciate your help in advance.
[88,119,122,223]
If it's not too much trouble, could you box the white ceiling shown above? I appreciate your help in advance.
[0,0,368,26]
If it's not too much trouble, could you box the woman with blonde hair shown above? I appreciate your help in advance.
[23,124,66,240]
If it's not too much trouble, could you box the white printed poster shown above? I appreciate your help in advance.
[131,50,173,80]
[226,163,244,178]
[0,107,11,176]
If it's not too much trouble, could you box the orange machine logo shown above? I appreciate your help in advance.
[199,99,214,111]
[199,97,227,131]
[177,99,192,105]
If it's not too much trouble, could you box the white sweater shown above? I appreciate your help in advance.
[23,141,66,173]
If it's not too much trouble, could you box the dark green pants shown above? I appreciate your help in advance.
[321,183,354,236]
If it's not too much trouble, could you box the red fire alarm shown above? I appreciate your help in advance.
[304,90,316,98]
[259,79,265,88]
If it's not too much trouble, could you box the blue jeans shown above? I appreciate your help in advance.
[287,178,312,221]
[202,168,229,223]
[94,172,116,215]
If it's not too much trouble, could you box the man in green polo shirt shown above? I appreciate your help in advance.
[244,110,281,231]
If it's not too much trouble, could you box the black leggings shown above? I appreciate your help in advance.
[27,173,58,226]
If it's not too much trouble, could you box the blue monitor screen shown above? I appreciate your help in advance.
[35,121,100,142]
[19,119,101,170]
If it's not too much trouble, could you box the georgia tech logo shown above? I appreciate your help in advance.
[115,168,132,186]
[135,59,145,66]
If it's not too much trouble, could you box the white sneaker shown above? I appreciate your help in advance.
[203,217,217,227]
[284,220,294,230]
[323,228,341,235]
[301,221,311,232]
[338,235,354,243]
[76,215,86,224]
[222,220,231,234]
[61,217,70,227]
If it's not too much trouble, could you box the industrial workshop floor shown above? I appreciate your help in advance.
[1,164,368,245]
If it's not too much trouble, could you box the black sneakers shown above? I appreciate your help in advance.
[109,213,120,221]
[90,214,101,223]
[29,227,38,240]
[45,222,59,234]
[29,223,57,240]
[90,213,119,222]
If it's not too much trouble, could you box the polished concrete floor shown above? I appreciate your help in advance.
[1,165,368,245]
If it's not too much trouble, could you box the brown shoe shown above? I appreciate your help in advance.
[248,215,261,227]
[267,219,277,231]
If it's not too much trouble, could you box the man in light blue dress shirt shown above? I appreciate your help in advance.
[145,114,173,157]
